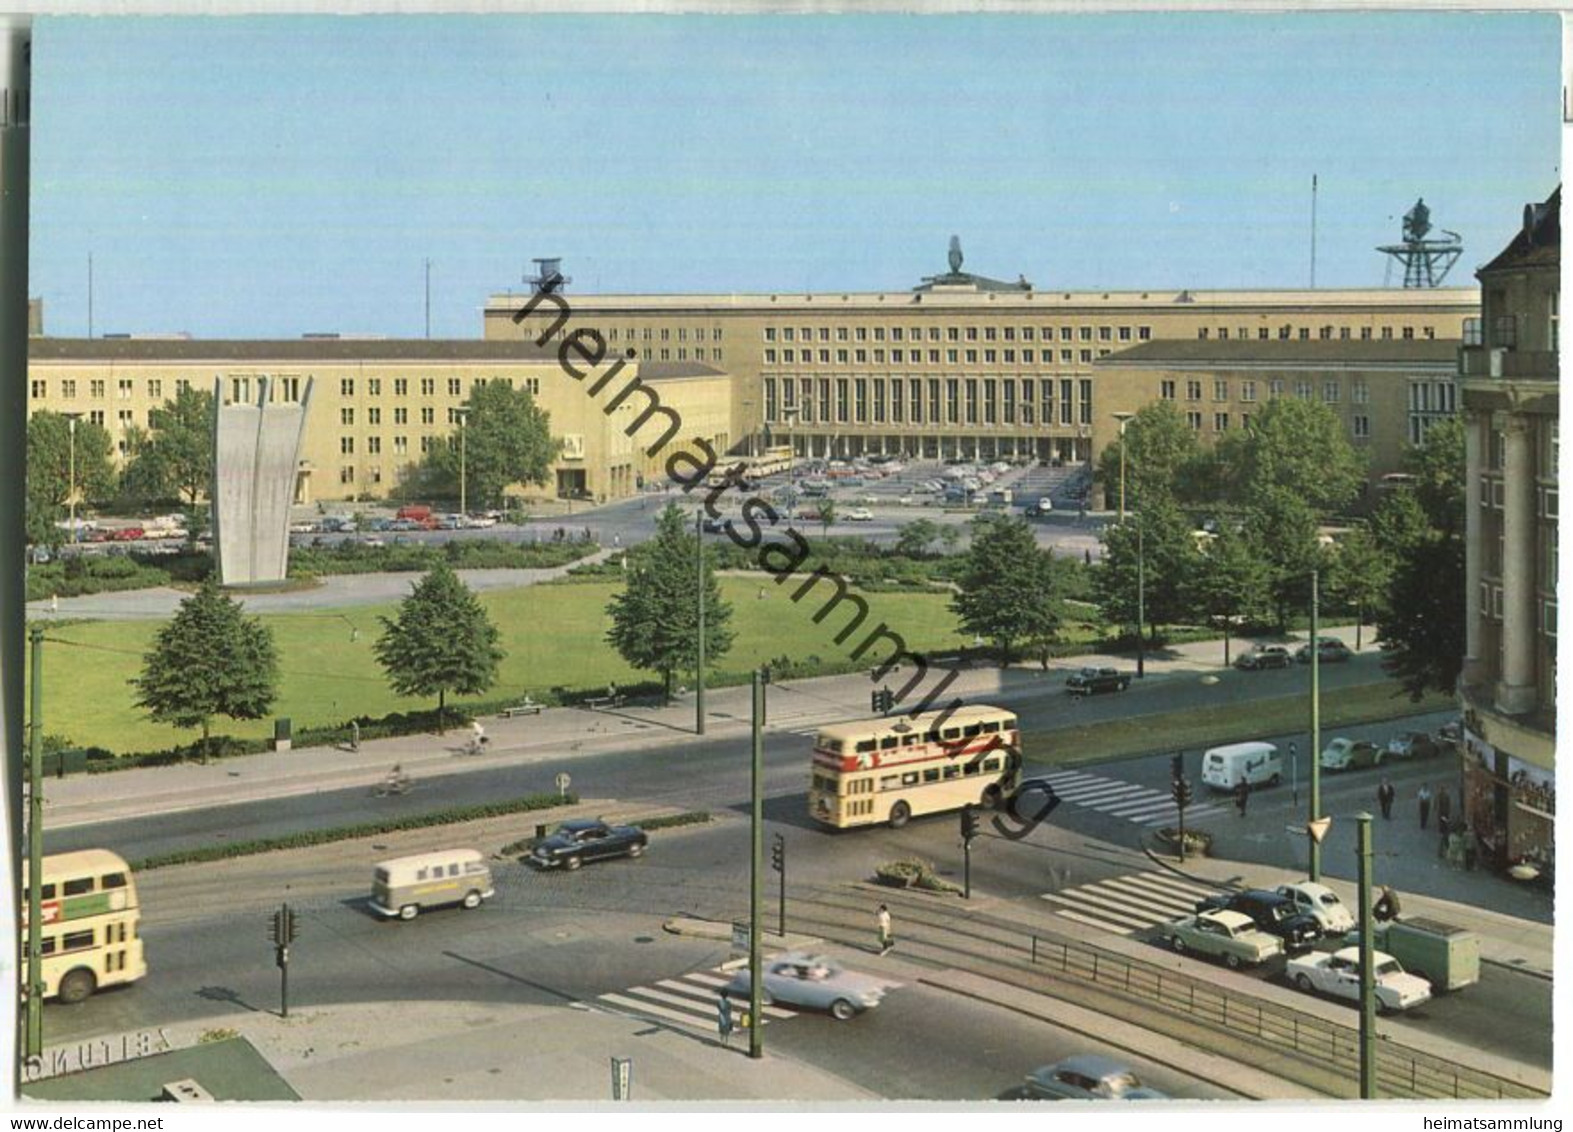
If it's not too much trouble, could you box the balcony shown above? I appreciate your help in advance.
[1459,347,1559,381]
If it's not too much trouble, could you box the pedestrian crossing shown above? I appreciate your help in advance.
[1041,870,1227,936]
[572,966,798,1034]
[1032,768,1227,827]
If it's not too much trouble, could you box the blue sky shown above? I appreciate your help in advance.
[28,12,1561,339]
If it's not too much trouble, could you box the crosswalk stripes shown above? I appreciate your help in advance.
[1034,769,1227,827]
[573,966,796,1033]
[1041,870,1227,936]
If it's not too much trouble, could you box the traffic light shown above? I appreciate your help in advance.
[282,905,297,945]
[1170,753,1183,785]
[871,687,894,714]
[771,833,785,873]
[1172,778,1193,809]
[960,805,979,842]
[269,904,299,947]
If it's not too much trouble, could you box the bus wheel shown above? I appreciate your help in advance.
[58,968,96,1005]
[888,801,911,830]
[462,891,482,910]
[399,904,419,921]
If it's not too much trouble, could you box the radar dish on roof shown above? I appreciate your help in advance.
[1377,198,1462,288]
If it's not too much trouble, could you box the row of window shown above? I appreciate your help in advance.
[31,374,550,403]
[764,347,1110,366]
[1197,325,1436,342]
[1476,477,1560,521]
[766,324,1152,345]
[1169,410,1372,438]
[1477,585,1559,640]
[1159,378,1373,404]
[764,377,1093,428]
[602,326,724,343]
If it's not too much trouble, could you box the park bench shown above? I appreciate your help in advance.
[582,694,627,710]
[500,699,544,718]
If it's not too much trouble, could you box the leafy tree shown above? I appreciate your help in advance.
[131,580,279,760]
[607,504,734,701]
[1218,397,1366,514]
[1093,497,1198,638]
[938,524,963,554]
[1094,401,1205,509]
[119,385,215,506]
[1325,525,1390,650]
[815,497,837,537]
[419,380,561,508]
[895,518,941,559]
[26,412,115,547]
[1242,487,1327,632]
[373,562,505,730]
[1373,417,1466,699]
[1188,523,1271,665]
[950,515,1065,664]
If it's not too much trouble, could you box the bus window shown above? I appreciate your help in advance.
[963,762,979,776]
[964,723,982,738]
[923,768,940,783]
[982,720,1000,733]
[924,730,940,743]
[856,739,877,753]
[63,878,94,897]
[901,772,919,786]
[102,872,127,890]
[62,930,94,954]
[943,765,959,779]
[880,736,898,750]
[983,758,1000,772]
[902,734,919,746]
[879,775,899,791]
[942,728,961,741]
[819,737,841,754]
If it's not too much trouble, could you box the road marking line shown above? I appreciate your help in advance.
[1055,783,1149,804]
[1136,870,1225,897]
[1045,889,1161,927]
[1096,878,1197,914]
[596,993,734,1029]
[1039,770,1100,785]
[1102,794,1178,817]
[1046,905,1151,933]
[655,979,794,1018]
[685,971,730,987]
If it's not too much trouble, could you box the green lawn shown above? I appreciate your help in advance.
[33,578,969,754]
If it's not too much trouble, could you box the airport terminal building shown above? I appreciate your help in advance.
[27,251,1479,505]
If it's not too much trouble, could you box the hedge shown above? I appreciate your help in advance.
[130,791,578,871]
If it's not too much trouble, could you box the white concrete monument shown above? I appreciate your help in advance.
[212,375,313,585]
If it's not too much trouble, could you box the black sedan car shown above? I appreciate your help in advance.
[1066,667,1131,696]
[529,819,648,871]
[1194,888,1321,951]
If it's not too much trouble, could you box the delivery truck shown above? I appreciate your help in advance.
[1346,917,1480,992]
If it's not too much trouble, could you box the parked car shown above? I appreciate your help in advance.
[1065,667,1131,696]
[1274,881,1356,934]
[1195,889,1321,950]
[289,521,317,534]
[1026,498,1053,517]
[1320,737,1382,772]
[722,952,886,1021]
[1296,637,1353,664]
[1235,645,1293,670]
[700,516,729,534]
[108,527,145,542]
[528,818,648,871]
[466,513,499,528]
[1023,1055,1170,1101]
[1386,731,1439,761]
[1286,947,1432,1013]
[845,507,873,522]
[1158,909,1284,969]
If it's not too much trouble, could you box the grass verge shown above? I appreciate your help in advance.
[1022,681,1454,766]
[130,791,576,872]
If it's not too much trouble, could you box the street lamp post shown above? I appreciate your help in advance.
[1309,567,1324,882]
[454,407,469,518]
[695,508,706,736]
[1112,412,1134,521]
[781,404,800,492]
[1136,516,1146,679]
[66,412,82,544]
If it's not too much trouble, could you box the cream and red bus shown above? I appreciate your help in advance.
[21,849,147,1004]
[809,704,1022,829]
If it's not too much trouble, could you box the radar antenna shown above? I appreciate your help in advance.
[526,257,571,294]
[1377,198,1462,288]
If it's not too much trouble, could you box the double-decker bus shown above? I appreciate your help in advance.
[21,849,147,1004]
[809,704,1022,829]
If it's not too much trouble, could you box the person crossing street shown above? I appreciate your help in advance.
[1377,778,1396,820]
[876,903,893,954]
[716,993,734,1047]
[1234,778,1250,818]
[1418,783,1433,830]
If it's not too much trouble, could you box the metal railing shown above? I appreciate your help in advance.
[1025,932,1545,1100]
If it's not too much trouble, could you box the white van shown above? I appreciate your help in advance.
[1201,741,1282,791]
[371,849,494,921]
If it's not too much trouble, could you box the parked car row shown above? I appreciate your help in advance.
[1234,636,1353,672]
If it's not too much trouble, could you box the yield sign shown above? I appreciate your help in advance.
[1307,817,1333,844]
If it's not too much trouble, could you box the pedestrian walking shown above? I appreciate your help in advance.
[716,993,734,1047]
[1417,783,1433,830]
[876,903,893,954]
[1234,778,1250,818]
[1436,785,1452,828]
[1377,778,1395,820]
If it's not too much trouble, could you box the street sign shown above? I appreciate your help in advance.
[555,772,571,799]
[1307,817,1333,844]
[610,1057,632,1101]
[731,921,750,953]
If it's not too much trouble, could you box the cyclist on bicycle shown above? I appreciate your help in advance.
[470,719,488,750]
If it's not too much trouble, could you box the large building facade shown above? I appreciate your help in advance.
[1458,188,1558,877]
[486,259,1478,481]
[25,338,735,506]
